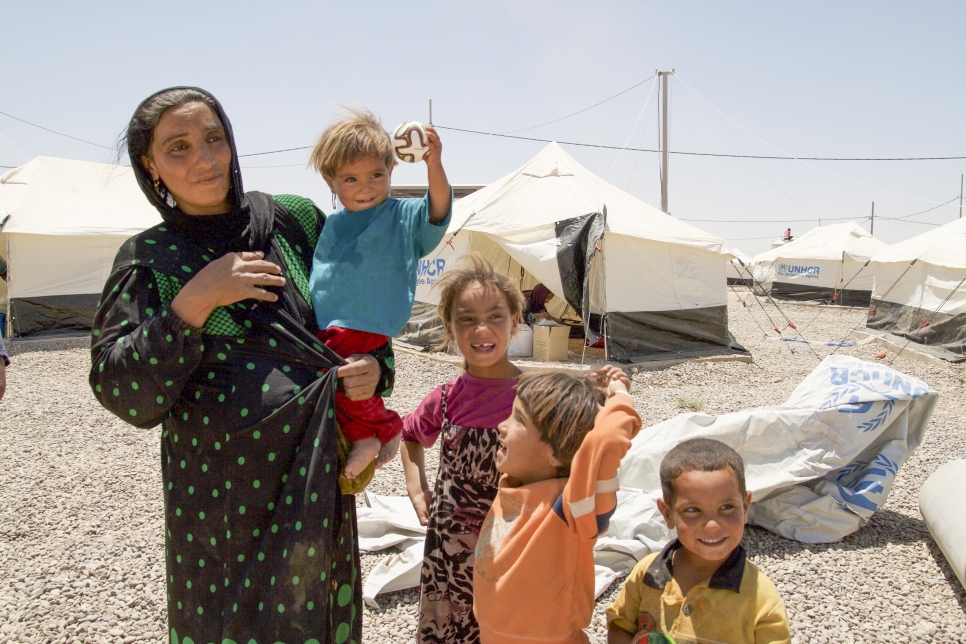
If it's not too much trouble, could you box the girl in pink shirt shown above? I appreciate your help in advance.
[400,253,526,644]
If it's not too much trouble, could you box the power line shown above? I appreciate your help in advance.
[497,74,656,134]
[672,74,954,205]
[1,106,962,163]
[0,110,114,150]
[679,216,869,223]
[238,146,310,158]
[879,195,960,221]
[433,126,966,162]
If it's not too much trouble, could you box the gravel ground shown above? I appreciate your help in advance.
[1,289,964,643]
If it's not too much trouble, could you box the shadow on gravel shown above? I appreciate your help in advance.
[744,509,930,556]
[926,541,966,613]
[5,334,89,356]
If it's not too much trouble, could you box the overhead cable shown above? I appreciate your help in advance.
[2,106,962,163]
[0,110,114,150]
[496,74,656,134]
[673,75,955,205]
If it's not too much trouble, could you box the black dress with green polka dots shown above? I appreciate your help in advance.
[90,192,389,644]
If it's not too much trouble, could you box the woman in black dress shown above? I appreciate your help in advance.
[90,87,391,644]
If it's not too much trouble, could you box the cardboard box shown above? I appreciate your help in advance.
[532,322,570,362]
[508,324,533,357]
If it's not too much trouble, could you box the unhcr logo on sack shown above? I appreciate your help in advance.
[416,258,447,286]
[777,262,820,279]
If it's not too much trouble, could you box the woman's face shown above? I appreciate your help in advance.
[141,101,233,215]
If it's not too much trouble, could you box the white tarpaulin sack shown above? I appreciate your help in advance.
[600,355,938,568]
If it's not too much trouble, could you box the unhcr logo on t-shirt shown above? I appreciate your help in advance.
[777,262,820,279]
[416,258,447,287]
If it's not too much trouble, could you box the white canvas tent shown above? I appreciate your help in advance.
[726,248,753,285]
[865,217,966,362]
[0,157,161,337]
[751,222,888,307]
[398,143,745,362]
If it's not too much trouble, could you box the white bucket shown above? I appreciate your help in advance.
[509,324,533,357]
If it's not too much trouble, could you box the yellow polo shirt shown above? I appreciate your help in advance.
[606,540,790,644]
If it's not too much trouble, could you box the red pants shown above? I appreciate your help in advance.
[316,326,402,444]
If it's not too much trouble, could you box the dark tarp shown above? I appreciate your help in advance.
[606,307,746,363]
[9,294,98,337]
[866,299,966,362]
[554,212,605,343]
[396,301,447,350]
[757,281,873,307]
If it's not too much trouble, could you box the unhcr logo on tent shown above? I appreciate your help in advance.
[417,258,447,287]
[777,262,820,279]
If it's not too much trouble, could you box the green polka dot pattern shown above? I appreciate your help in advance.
[273,232,312,309]
[88,196,373,643]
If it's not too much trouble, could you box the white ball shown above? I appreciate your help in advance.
[392,121,430,163]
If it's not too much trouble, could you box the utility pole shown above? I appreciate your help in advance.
[657,69,674,213]
[870,201,875,235]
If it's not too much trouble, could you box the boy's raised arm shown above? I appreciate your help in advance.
[424,125,451,224]
[561,369,641,540]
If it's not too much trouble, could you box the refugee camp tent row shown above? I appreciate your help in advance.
[0,157,161,337]
[866,216,966,362]
[397,142,746,363]
[726,248,753,286]
[751,222,889,307]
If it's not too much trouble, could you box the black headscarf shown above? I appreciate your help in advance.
[128,86,274,254]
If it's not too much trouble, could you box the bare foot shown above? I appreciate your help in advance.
[343,436,381,480]
[375,433,401,468]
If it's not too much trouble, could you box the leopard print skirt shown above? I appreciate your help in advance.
[416,387,502,644]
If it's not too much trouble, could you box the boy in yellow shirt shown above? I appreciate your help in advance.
[607,438,790,643]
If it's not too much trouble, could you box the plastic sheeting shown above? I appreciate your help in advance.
[358,356,937,604]
[604,355,936,560]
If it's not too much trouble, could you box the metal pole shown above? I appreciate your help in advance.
[659,71,671,213]
[429,99,433,126]
[870,201,874,235]
[959,174,963,218]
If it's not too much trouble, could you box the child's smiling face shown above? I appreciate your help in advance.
[496,397,560,486]
[324,155,392,212]
[446,281,518,379]
[658,468,751,568]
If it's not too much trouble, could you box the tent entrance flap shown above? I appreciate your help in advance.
[555,212,605,345]
[10,293,99,337]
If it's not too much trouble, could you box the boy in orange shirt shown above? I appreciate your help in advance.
[473,367,642,643]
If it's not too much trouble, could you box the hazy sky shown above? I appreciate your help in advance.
[3,1,964,254]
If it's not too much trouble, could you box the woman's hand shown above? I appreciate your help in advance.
[337,354,381,401]
[171,251,285,328]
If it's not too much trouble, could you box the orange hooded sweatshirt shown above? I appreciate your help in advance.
[473,393,642,643]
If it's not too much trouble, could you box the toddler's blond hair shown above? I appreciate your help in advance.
[308,106,396,178]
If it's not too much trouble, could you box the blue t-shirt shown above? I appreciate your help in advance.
[310,193,451,337]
